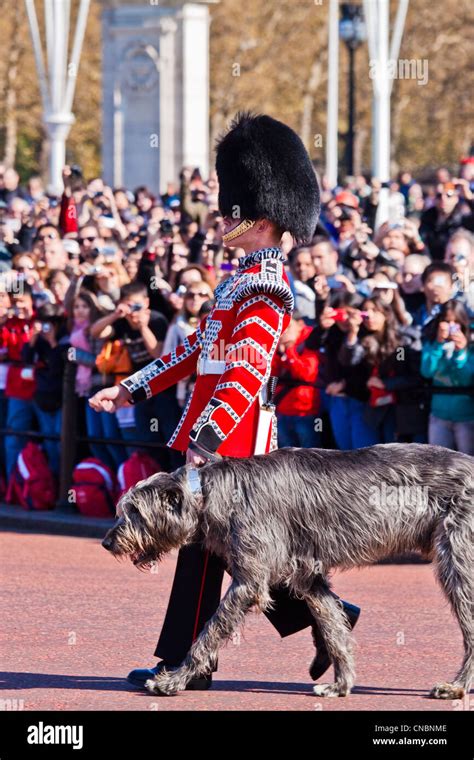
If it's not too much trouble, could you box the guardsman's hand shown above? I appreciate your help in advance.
[89,385,132,413]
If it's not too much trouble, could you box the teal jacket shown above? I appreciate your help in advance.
[421,341,474,422]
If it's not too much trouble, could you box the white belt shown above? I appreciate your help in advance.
[197,357,226,375]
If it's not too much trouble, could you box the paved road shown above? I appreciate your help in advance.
[0,530,471,712]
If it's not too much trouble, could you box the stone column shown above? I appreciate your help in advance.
[101,2,211,194]
[179,3,210,176]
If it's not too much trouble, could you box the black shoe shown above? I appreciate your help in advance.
[309,601,360,681]
[127,662,213,691]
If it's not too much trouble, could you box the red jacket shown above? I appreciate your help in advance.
[121,247,293,457]
[273,324,320,416]
[1,317,36,399]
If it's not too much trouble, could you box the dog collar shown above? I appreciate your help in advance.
[186,466,203,497]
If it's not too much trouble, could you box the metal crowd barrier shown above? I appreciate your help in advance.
[0,359,473,511]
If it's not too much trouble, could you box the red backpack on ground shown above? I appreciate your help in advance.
[117,452,159,500]
[6,442,56,511]
[71,458,116,518]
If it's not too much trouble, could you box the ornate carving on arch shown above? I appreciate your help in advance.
[119,41,160,93]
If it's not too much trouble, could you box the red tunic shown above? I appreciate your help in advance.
[121,247,293,458]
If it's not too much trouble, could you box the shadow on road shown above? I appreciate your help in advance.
[212,681,429,697]
[0,672,131,692]
[0,672,432,698]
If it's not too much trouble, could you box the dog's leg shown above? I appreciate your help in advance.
[304,583,355,697]
[430,510,473,700]
[146,580,258,696]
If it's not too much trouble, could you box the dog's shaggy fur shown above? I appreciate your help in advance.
[102,443,473,699]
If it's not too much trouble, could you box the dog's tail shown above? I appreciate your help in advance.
[432,457,473,695]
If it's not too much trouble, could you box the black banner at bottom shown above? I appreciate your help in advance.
[0,709,472,758]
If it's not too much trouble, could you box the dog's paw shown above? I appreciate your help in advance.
[313,682,349,697]
[430,682,465,700]
[145,676,178,696]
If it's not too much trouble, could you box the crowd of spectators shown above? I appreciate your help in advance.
[0,156,473,489]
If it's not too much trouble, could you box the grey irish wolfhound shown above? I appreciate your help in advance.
[102,443,473,699]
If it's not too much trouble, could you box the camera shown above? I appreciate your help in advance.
[129,303,143,312]
[332,308,347,322]
[41,322,51,333]
[160,219,173,235]
[339,209,353,222]
[70,165,83,180]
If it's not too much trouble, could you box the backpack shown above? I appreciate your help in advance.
[117,452,159,500]
[71,458,116,518]
[6,442,56,510]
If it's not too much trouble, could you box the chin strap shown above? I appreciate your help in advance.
[222,219,255,243]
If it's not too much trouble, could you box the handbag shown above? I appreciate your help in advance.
[95,340,132,385]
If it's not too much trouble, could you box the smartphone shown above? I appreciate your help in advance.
[373,281,398,290]
[100,246,117,259]
[327,277,345,290]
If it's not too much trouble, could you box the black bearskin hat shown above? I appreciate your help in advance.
[215,112,320,244]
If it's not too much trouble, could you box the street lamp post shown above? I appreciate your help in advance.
[364,0,409,229]
[25,0,90,196]
[339,3,366,177]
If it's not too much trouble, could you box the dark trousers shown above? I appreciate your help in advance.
[155,542,315,667]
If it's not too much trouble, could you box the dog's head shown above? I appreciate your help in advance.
[102,470,197,569]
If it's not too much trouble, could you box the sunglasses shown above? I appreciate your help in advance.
[37,232,58,240]
[185,291,209,298]
[79,236,97,243]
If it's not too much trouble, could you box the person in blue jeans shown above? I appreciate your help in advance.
[5,398,35,477]
[421,299,474,455]
[332,296,406,449]
[20,303,69,477]
[0,282,12,474]
[4,286,37,478]
[84,403,128,469]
